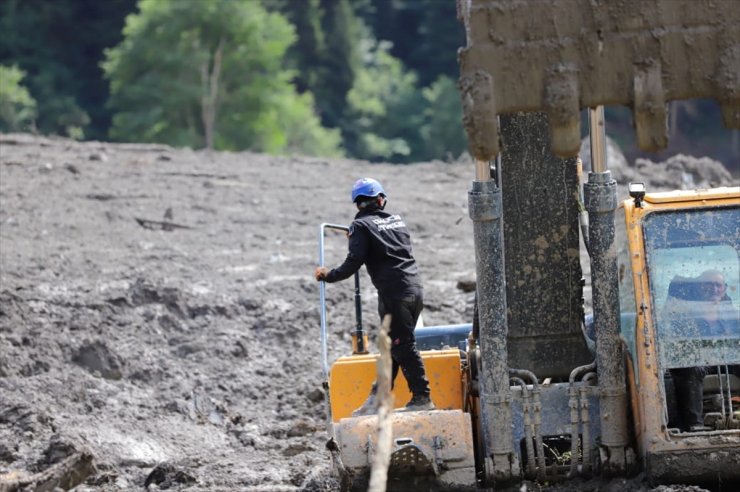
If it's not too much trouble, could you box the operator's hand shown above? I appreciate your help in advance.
[314,267,329,281]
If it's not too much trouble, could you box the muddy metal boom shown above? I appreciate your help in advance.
[458,0,739,484]
[458,0,740,159]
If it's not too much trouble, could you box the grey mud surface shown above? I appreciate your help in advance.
[0,134,737,491]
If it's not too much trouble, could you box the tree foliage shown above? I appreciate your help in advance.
[2,0,735,166]
[0,65,37,132]
[418,76,467,161]
[273,0,468,163]
[268,0,326,97]
[343,38,422,162]
[317,0,361,129]
[103,0,341,156]
[0,0,133,139]
[342,40,466,163]
[266,0,361,130]
[354,0,464,87]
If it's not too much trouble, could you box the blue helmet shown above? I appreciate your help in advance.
[351,178,385,203]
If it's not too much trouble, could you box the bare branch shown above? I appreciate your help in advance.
[368,314,393,492]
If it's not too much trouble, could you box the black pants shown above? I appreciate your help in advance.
[378,291,430,397]
[670,366,706,430]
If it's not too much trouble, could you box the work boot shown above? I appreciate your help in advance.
[352,385,378,417]
[401,394,435,412]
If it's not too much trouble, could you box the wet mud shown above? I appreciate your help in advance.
[0,134,736,490]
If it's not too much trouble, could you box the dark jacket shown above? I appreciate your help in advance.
[325,207,422,298]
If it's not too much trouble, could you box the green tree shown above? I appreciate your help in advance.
[103,0,341,156]
[265,0,362,133]
[318,0,361,129]
[343,38,424,162]
[265,0,326,97]
[418,76,467,161]
[0,65,37,132]
[353,0,464,87]
[0,0,135,139]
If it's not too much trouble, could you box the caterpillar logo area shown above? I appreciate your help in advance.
[373,215,406,231]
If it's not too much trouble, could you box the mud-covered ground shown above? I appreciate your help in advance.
[0,134,737,491]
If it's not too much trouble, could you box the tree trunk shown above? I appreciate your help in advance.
[201,39,224,150]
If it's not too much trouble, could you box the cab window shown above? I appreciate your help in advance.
[643,206,739,370]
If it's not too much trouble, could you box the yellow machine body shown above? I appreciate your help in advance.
[621,187,740,482]
[333,409,477,490]
[329,348,464,422]
[329,348,476,490]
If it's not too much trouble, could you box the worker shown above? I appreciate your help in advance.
[669,269,739,432]
[314,177,434,414]
[694,269,737,336]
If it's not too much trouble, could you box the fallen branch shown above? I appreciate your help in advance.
[0,451,95,492]
[158,172,238,179]
[368,314,393,492]
[134,217,193,231]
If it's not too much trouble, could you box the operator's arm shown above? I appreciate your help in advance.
[324,224,369,283]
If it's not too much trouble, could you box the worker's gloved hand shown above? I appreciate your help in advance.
[314,267,329,281]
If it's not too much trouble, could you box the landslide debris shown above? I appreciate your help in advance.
[0,133,736,490]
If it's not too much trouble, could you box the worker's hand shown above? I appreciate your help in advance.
[314,266,329,281]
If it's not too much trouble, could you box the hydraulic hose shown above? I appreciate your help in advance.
[510,368,545,480]
[511,377,536,477]
[580,372,598,474]
[568,361,596,477]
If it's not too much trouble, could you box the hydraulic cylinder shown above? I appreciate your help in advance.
[585,107,630,474]
[468,173,518,482]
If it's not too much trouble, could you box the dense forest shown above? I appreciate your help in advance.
[1,0,737,170]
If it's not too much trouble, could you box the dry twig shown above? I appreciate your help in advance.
[368,314,393,492]
[0,451,95,492]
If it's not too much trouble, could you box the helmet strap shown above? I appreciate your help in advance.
[357,196,385,211]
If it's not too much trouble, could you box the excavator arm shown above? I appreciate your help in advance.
[457,0,739,485]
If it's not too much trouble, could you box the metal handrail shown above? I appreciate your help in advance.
[318,222,350,379]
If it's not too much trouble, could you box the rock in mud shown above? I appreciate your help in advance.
[456,278,476,293]
[282,441,315,457]
[0,442,18,463]
[186,388,228,426]
[0,404,50,434]
[144,463,196,490]
[72,340,124,380]
[287,419,317,437]
[306,387,325,403]
[39,434,78,467]
[237,297,262,311]
[63,163,80,175]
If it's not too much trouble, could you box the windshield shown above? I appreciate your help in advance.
[644,206,740,370]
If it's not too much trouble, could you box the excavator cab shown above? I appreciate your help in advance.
[618,188,740,483]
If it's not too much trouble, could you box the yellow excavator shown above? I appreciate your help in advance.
[318,0,740,489]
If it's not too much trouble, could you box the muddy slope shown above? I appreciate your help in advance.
[0,134,736,490]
